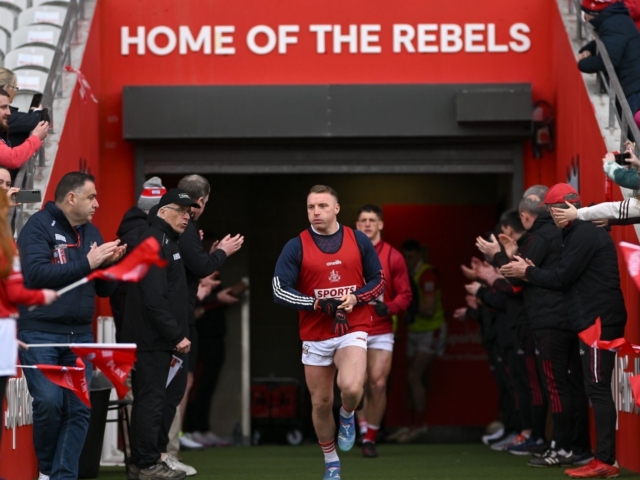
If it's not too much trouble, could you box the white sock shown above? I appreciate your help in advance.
[320,440,339,463]
[340,406,354,418]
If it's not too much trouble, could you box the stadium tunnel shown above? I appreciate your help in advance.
[123,83,532,435]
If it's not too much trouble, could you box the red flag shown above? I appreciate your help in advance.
[630,375,640,409]
[71,345,136,398]
[578,318,602,347]
[619,241,640,291]
[36,358,91,408]
[87,237,167,283]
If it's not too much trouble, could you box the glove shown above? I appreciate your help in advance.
[331,309,350,336]
[373,301,390,317]
[316,298,342,317]
[316,298,351,335]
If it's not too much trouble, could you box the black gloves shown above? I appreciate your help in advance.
[316,298,342,317]
[373,301,389,317]
[316,298,350,335]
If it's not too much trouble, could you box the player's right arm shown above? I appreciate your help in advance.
[272,237,316,311]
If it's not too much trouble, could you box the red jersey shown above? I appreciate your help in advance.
[0,244,45,318]
[296,227,372,341]
[370,241,412,336]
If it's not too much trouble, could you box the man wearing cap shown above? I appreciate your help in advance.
[111,177,166,342]
[578,0,640,122]
[122,188,201,480]
[501,183,627,479]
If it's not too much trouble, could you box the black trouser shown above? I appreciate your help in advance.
[487,343,520,433]
[130,350,188,469]
[534,328,590,453]
[507,323,547,439]
[187,334,226,432]
[579,324,625,465]
[0,376,7,447]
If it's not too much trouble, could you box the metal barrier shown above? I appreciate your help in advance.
[13,0,84,235]
[572,0,640,155]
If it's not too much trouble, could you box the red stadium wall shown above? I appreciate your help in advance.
[381,204,499,427]
[551,7,640,472]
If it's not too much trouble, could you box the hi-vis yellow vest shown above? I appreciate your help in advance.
[407,263,445,333]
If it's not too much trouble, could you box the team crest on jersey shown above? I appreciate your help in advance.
[328,269,341,283]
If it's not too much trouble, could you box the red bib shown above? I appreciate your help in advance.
[297,227,372,341]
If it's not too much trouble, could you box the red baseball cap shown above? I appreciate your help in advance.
[581,0,620,14]
[540,183,581,205]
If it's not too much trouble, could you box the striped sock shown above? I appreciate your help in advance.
[363,424,379,444]
[340,405,354,418]
[320,439,339,463]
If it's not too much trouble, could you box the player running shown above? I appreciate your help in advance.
[273,185,385,480]
[354,205,412,458]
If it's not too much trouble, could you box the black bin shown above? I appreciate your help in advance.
[78,371,113,479]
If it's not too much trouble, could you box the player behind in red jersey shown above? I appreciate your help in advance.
[273,185,385,480]
[354,204,412,458]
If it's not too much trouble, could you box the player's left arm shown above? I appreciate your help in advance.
[385,248,412,314]
[352,230,386,304]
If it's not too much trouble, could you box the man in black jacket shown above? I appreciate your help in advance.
[110,177,166,341]
[122,189,200,480]
[476,212,547,455]
[578,0,640,116]
[515,196,591,467]
[17,172,124,480]
[166,174,243,464]
[502,183,627,479]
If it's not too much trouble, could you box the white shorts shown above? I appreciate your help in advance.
[407,323,448,357]
[367,333,394,352]
[301,331,368,366]
[0,319,17,376]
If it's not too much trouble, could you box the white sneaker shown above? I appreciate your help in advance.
[194,431,231,447]
[164,453,197,476]
[179,432,204,450]
[482,427,505,445]
[38,474,50,480]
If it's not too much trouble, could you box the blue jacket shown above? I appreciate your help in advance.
[17,201,116,334]
[579,2,640,98]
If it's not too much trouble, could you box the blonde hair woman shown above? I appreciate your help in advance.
[0,191,57,455]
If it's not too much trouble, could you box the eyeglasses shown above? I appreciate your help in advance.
[163,205,192,216]
[5,85,19,91]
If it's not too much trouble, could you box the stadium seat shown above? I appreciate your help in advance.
[18,5,67,29]
[0,28,8,58]
[0,0,27,15]
[33,0,70,6]
[5,46,54,72]
[12,25,61,49]
[11,91,33,112]
[0,7,15,36]
[15,68,47,93]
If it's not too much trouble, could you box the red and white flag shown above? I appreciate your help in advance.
[88,237,167,283]
[71,344,136,398]
[35,357,90,408]
[619,241,640,291]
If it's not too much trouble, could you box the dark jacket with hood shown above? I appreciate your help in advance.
[121,215,189,352]
[578,2,640,99]
[17,201,116,333]
[110,206,149,338]
[526,219,627,333]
